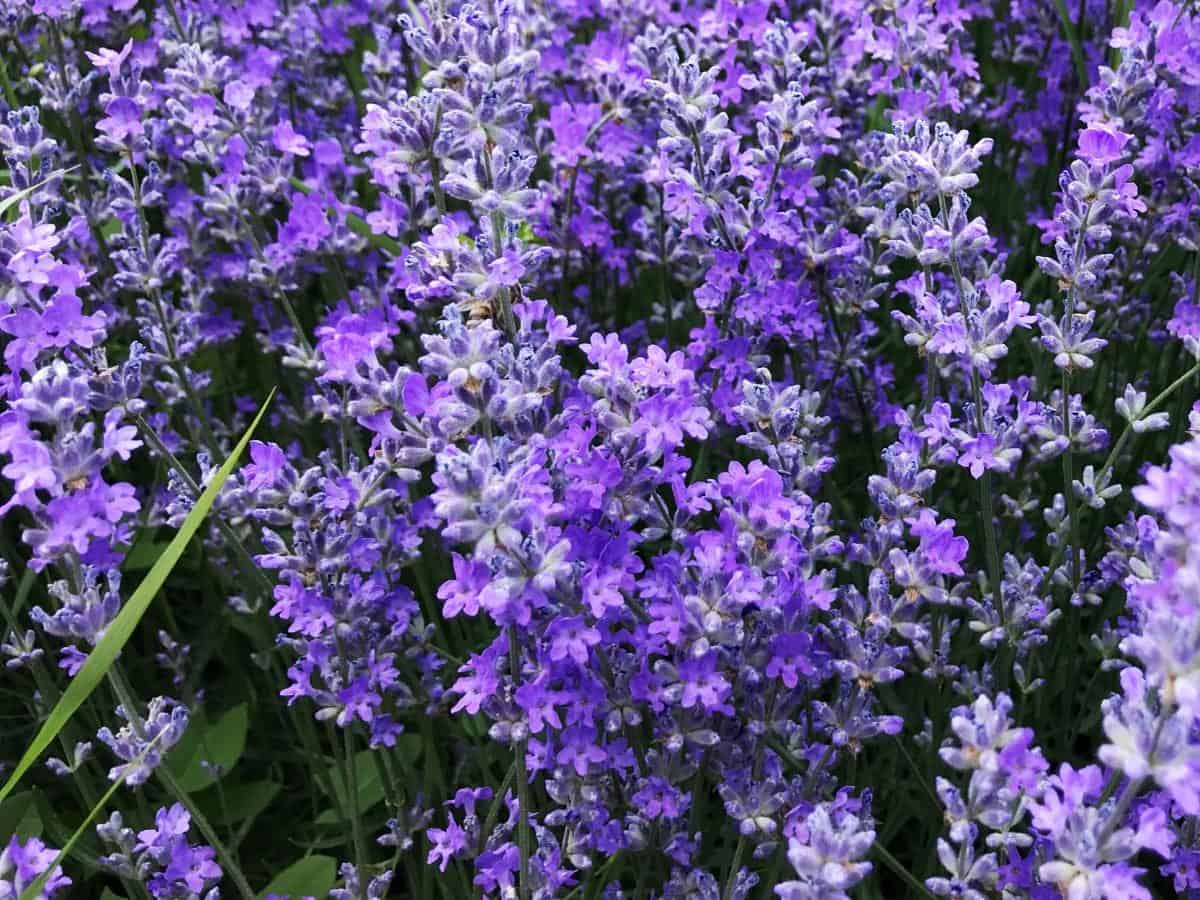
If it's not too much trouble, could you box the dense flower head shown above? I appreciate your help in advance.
[1,0,1200,898]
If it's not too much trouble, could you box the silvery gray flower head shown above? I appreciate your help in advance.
[1115,384,1171,433]
[646,53,727,137]
[775,804,874,900]
[96,697,188,786]
[45,741,92,777]
[939,693,1022,772]
[442,146,539,221]
[1073,465,1122,511]
[1039,310,1108,371]
[926,837,997,900]
[30,567,122,646]
[878,120,994,203]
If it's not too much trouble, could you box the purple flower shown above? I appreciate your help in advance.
[272,120,311,157]
[96,97,143,143]
[0,835,71,896]
[1078,125,1132,167]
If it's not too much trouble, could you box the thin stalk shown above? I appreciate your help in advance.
[342,726,369,900]
[132,416,274,598]
[0,600,150,899]
[1095,710,1169,848]
[872,841,937,900]
[657,185,672,351]
[508,628,532,900]
[1061,368,1081,593]
[477,763,517,853]
[480,149,518,340]
[47,25,113,271]
[430,104,447,217]
[1044,359,1200,581]
[0,44,18,108]
[937,193,1006,628]
[1052,0,1090,86]
[125,149,221,454]
[721,836,747,900]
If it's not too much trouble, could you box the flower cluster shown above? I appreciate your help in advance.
[1,0,1200,898]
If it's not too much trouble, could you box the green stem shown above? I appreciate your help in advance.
[1061,368,1081,594]
[0,44,18,108]
[872,841,937,900]
[342,726,369,900]
[508,628,532,900]
[721,836,747,900]
[1044,358,1200,581]
[937,193,1007,628]
[477,763,516,853]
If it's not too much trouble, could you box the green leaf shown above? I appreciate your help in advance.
[258,854,337,899]
[0,791,42,842]
[316,736,420,823]
[121,534,172,572]
[205,779,282,827]
[172,702,250,792]
[0,389,276,809]
[100,891,130,900]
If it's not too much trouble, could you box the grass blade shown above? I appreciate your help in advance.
[1052,0,1089,87]
[0,389,275,808]
[0,166,80,219]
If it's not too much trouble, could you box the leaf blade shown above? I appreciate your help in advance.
[258,854,337,899]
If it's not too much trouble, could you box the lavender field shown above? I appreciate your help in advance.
[2,1,1200,897]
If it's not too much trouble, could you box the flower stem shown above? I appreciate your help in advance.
[721,836,746,900]
[509,628,532,900]
[1061,368,1081,594]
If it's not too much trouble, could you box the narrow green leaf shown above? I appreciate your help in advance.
[205,779,282,827]
[0,389,275,808]
[258,854,337,899]
[173,702,250,792]
[100,891,130,900]
[1052,0,1089,87]
[121,534,173,572]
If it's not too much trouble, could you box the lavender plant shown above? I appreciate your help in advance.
[2,0,1200,898]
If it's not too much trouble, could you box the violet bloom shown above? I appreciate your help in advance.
[1078,125,1132,167]
[0,835,71,897]
[96,97,143,144]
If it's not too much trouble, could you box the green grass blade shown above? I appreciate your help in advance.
[1052,0,1089,87]
[0,389,275,808]
[0,166,80,219]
